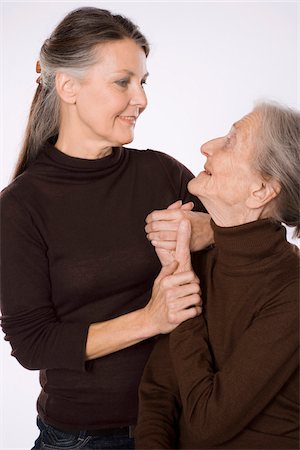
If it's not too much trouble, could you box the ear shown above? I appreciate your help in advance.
[55,72,79,105]
[246,177,281,209]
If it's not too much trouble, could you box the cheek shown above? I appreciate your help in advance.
[76,90,116,131]
[219,170,254,204]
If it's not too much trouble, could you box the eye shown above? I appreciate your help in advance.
[115,78,130,88]
[141,79,147,87]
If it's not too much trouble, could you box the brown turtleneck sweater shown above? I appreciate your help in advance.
[0,142,205,431]
[136,219,299,449]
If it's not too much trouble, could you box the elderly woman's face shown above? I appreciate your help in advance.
[188,112,262,208]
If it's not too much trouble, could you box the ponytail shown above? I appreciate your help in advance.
[13,79,60,179]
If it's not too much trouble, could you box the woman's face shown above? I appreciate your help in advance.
[188,112,263,210]
[72,38,148,149]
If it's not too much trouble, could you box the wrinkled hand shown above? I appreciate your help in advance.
[174,219,194,273]
[146,200,193,266]
[144,219,202,335]
[145,200,213,266]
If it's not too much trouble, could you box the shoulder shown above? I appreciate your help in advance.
[1,172,33,207]
[124,147,194,177]
[280,241,300,280]
[258,245,299,315]
[1,184,27,230]
[289,242,300,258]
[0,167,42,227]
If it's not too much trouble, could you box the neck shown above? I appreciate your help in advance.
[210,218,288,269]
[201,199,265,227]
[56,108,113,159]
[55,132,113,160]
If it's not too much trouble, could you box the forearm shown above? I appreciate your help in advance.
[170,309,299,446]
[86,263,200,360]
[1,314,89,371]
[86,256,200,360]
[86,308,155,360]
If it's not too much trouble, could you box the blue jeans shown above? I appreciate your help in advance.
[32,417,135,449]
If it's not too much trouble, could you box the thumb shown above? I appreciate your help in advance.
[175,219,192,273]
[155,260,178,283]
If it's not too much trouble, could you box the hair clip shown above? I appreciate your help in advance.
[36,61,41,84]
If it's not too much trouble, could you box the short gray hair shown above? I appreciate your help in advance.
[253,101,300,238]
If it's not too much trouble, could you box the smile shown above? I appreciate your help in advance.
[118,115,137,125]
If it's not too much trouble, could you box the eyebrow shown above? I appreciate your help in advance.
[114,70,149,78]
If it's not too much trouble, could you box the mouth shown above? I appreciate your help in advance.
[118,115,138,126]
[204,165,212,176]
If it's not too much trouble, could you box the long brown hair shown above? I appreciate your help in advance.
[13,7,149,179]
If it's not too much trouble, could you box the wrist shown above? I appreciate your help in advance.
[139,306,160,339]
[191,213,214,251]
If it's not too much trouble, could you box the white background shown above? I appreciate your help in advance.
[1,1,299,448]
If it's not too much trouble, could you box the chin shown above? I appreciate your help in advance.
[118,133,135,146]
[188,178,201,197]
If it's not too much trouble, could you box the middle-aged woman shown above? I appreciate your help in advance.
[0,6,211,450]
[136,101,300,449]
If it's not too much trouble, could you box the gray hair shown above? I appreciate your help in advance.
[14,7,149,178]
[253,101,300,238]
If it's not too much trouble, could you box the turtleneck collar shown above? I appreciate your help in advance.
[211,218,291,270]
[35,141,126,180]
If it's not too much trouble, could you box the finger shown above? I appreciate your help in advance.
[178,306,202,321]
[180,201,194,211]
[145,221,178,233]
[168,305,201,326]
[146,209,187,224]
[147,230,177,241]
[167,200,182,209]
[161,269,197,288]
[155,260,178,284]
[169,293,201,311]
[170,283,202,302]
[167,284,201,302]
[151,240,176,251]
[145,201,182,225]
[175,219,192,272]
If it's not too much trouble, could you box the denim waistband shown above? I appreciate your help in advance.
[88,426,135,438]
[37,417,135,439]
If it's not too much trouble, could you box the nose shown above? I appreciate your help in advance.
[201,137,221,156]
[129,84,148,110]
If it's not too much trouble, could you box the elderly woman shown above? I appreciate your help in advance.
[135,102,300,449]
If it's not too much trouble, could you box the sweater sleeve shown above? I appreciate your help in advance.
[0,190,89,371]
[169,288,299,447]
[135,335,181,449]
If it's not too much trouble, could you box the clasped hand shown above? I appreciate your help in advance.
[144,217,202,335]
[145,200,212,266]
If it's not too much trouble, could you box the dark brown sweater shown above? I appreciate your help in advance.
[0,142,204,431]
[136,219,299,449]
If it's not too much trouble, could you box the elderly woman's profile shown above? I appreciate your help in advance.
[136,101,300,450]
